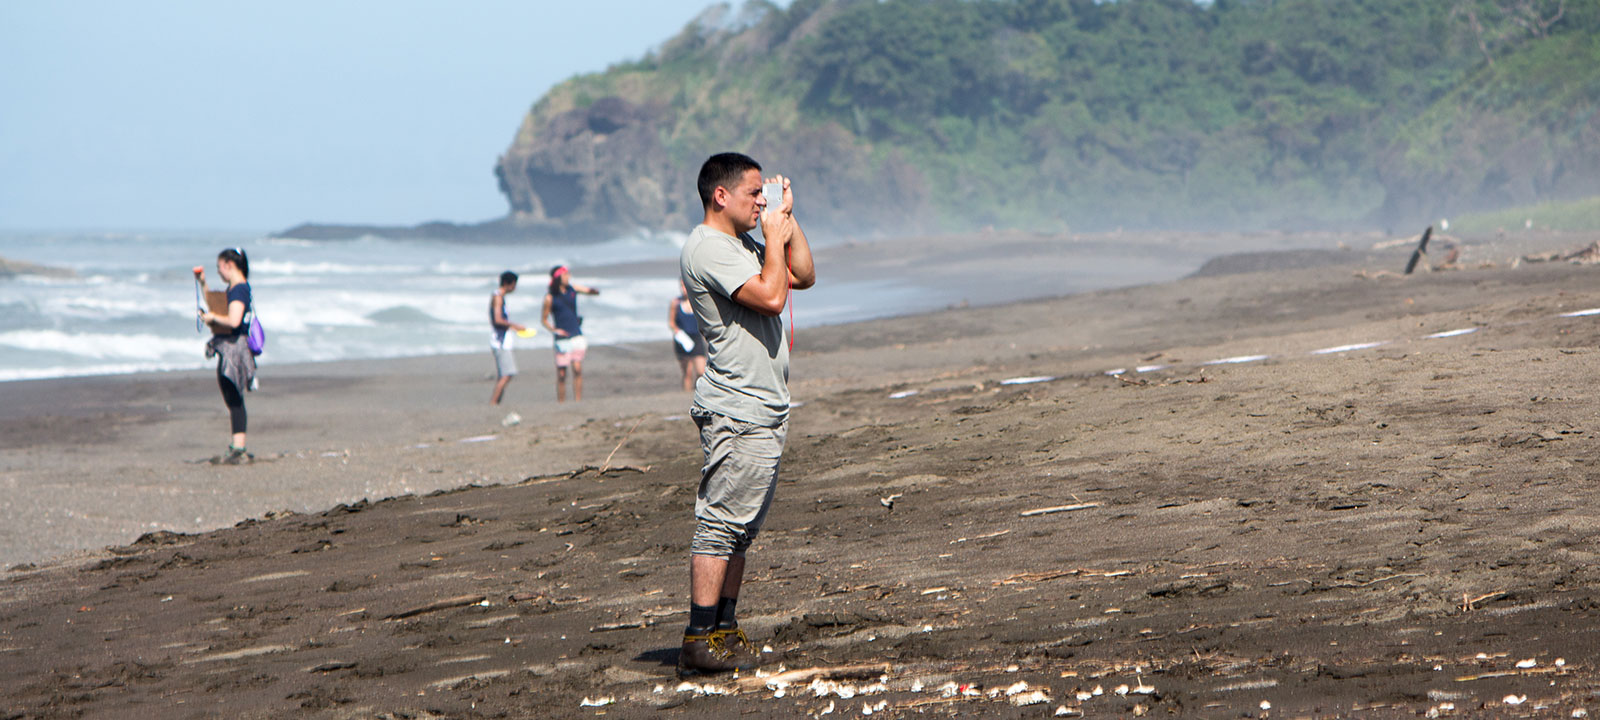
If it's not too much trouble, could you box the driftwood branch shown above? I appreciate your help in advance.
[385,595,486,620]
[733,663,891,692]
[1019,502,1102,517]
[1404,226,1433,275]
[520,464,651,484]
[600,416,647,472]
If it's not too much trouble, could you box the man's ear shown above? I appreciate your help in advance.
[712,185,730,211]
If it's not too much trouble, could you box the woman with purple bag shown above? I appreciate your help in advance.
[193,247,256,465]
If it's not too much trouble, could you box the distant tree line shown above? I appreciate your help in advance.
[528,0,1599,233]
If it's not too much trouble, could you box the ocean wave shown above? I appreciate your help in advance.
[0,361,203,383]
[581,277,679,311]
[251,259,421,276]
[39,293,192,320]
[0,329,205,361]
[366,306,444,324]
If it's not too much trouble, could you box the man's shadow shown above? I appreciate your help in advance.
[634,647,679,667]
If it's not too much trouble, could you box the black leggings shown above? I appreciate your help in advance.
[218,373,247,434]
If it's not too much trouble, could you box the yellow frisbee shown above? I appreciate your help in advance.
[516,328,537,338]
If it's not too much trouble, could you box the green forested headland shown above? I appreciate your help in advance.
[499,0,1600,235]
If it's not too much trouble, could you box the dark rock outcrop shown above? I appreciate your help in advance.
[0,256,75,279]
[496,97,685,233]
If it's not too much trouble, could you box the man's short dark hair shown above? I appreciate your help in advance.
[500,270,518,287]
[697,152,762,210]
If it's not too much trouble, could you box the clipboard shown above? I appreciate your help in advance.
[205,290,232,335]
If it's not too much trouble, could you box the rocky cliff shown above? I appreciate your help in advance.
[285,0,1600,242]
[495,97,680,232]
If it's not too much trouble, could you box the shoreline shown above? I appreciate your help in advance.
[5,228,1600,716]
[0,227,1366,386]
[3,228,1592,569]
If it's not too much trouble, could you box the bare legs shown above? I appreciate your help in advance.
[679,355,706,391]
[556,362,584,402]
[690,552,745,608]
[490,375,513,405]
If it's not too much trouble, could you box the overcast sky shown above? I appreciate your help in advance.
[0,1,740,231]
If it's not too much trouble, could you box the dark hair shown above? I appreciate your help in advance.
[218,247,249,280]
[697,152,761,210]
[548,265,567,293]
[499,270,518,287]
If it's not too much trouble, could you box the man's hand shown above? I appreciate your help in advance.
[760,207,795,251]
[766,174,793,216]
[759,175,795,249]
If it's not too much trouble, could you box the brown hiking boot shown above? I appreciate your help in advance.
[677,632,756,677]
[713,627,764,667]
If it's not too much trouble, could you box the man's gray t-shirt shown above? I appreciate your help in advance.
[680,224,789,426]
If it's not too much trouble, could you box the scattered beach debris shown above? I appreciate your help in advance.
[1201,354,1270,365]
[1019,502,1102,517]
[735,663,891,694]
[522,464,651,483]
[1558,307,1600,318]
[458,435,497,443]
[995,567,1131,586]
[385,595,487,620]
[1425,328,1479,338]
[501,412,521,427]
[1310,341,1387,355]
[951,529,1011,544]
[1460,590,1505,612]
[578,696,615,707]
[1000,375,1056,386]
[1011,690,1051,706]
[1524,241,1600,265]
[1403,227,1462,273]
[1503,694,1527,705]
[888,390,919,399]
[1565,241,1600,264]
[589,621,645,632]
[879,493,902,509]
[675,681,729,696]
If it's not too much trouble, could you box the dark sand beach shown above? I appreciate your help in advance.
[4,229,1600,718]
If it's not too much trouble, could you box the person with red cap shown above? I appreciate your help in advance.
[540,265,599,402]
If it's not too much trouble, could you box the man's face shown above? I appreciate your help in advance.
[721,168,766,234]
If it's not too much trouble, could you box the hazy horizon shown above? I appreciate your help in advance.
[0,1,746,233]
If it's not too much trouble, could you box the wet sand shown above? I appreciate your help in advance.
[3,229,1600,718]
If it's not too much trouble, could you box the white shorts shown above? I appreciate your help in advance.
[553,335,588,368]
[492,346,517,377]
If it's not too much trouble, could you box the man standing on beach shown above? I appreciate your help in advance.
[488,271,527,405]
[676,152,815,676]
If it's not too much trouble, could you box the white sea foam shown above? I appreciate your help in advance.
[0,329,202,361]
[252,259,421,276]
[0,361,203,382]
[0,229,885,381]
